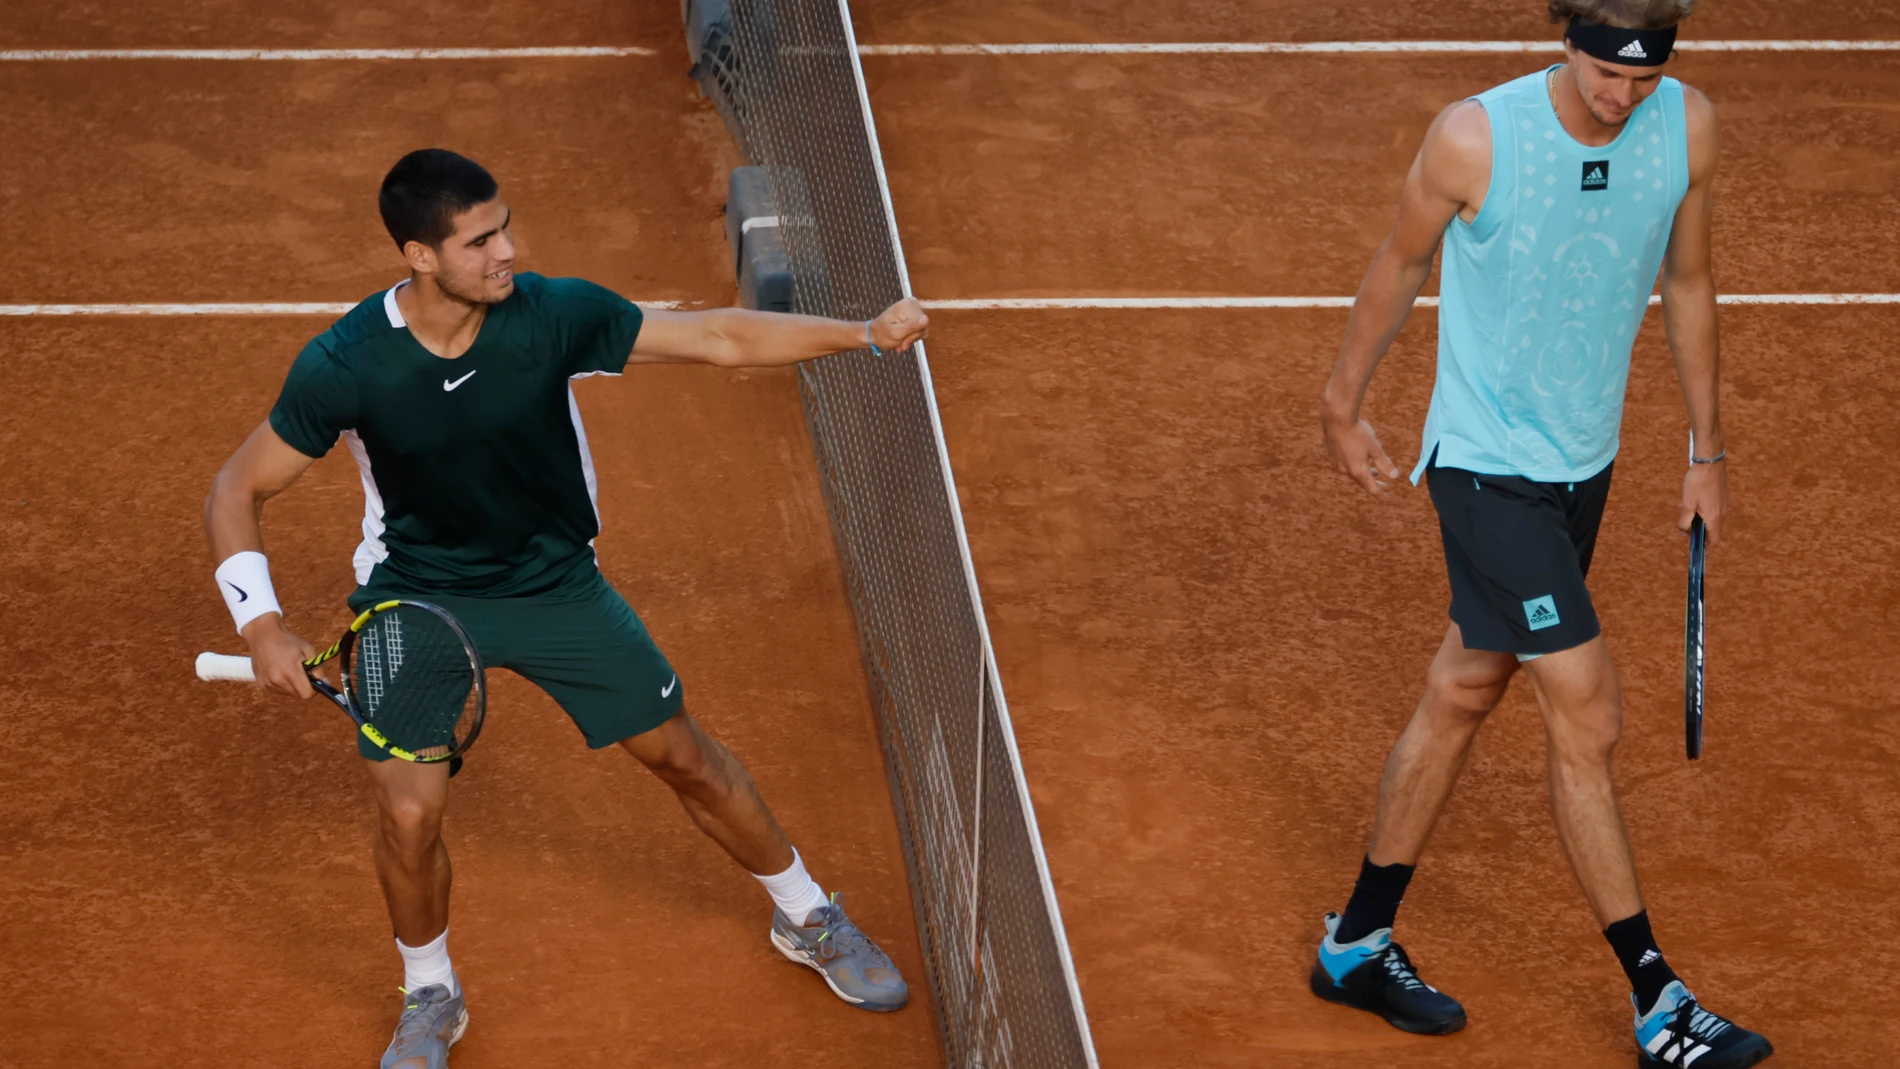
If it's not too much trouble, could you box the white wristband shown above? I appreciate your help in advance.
[215,551,283,636]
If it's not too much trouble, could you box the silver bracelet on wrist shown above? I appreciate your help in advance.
[1690,450,1726,465]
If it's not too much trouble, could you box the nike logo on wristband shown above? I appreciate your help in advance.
[225,581,250,603]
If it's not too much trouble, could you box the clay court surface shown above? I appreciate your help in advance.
[2,2,1897,1067]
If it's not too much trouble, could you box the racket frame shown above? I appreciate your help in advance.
[1684,516,1706,760]
[307,599,487,764]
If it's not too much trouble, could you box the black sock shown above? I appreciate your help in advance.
[1605,911,1681,1015]
[1335,855,1415,944]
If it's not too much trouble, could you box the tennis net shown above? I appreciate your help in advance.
[680,2,1097,1064]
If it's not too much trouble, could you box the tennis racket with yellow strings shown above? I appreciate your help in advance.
[196,599,486,772]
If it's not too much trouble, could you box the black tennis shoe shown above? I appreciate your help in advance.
[1309,911,1466,1035]
[1635,981,1773,1068]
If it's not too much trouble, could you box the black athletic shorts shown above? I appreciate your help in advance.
[1424,452,1613,657]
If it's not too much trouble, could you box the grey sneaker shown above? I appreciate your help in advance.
[770,893,909,1012]
[379,978,468,1069]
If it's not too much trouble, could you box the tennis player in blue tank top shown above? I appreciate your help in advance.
[1312,4,1771,1066]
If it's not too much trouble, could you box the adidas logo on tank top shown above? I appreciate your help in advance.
[1411,68,1689,485]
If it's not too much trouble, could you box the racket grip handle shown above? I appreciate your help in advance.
[196,652,257,683]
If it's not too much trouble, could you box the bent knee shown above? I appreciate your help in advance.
[1425,665,1512,722]
[645,742,733,797]
[378,794,445,850]
[1549,704,1625,762]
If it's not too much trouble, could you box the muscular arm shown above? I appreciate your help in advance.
[1658,86,1728,543]
[630,298,930,368]
[204,422,320,696]
[205,421,316,563]
[1321,100,1492,494]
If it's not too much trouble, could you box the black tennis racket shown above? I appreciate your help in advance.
[197,599,486,769]
[1684,516,1706,760]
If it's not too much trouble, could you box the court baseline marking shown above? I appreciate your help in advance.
[0,301,682,315]
[860,40,1900,56]
[2,295,1892,316]
[0,46,657,61]
[918,294,1900,309]
[4,41,1895,62]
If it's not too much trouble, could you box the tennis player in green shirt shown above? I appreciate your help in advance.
[203,149,929,1068]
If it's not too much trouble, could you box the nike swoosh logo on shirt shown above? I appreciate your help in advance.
[225,581,249,603]
[661,676,678,698]
[443,370,478,391]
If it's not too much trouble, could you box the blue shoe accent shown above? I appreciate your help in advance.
[1316,912,1391,986]
[1635,980,1773,1068]
[1309,912,1465,1035]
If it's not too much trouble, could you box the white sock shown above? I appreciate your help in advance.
[396,928,458,997]
[754,849,829,924]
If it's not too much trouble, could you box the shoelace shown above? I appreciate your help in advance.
[1376,946,1429,993]
[809,896,892,966]
[1660,996,1731,1061]
[391,985,450,1048]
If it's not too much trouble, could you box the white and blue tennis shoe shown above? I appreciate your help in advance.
[1635,980,1772,1068]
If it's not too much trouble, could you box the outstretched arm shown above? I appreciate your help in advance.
[1320,99,1489,496]
[630,298,930,368]
[204,421,320,697]
[1659,86,1727,546]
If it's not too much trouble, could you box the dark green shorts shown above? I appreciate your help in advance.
[349,571,682,760]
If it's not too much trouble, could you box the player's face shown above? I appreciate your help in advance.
[1564,45,1666,128]
[432,198,517,304]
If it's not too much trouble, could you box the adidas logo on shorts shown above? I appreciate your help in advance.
[1523,596,1562,631]
[1617,40,1648,59]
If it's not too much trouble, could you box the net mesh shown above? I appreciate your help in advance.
[688,2,1095,1064]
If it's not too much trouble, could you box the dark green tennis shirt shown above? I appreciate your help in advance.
[270,273,643,597]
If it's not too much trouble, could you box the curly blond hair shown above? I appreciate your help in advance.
[1547,0,1696,30]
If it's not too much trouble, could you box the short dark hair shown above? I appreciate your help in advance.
[1548,0,1695,29]
[378,149,500,250]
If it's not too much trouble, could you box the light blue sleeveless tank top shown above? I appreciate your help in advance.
[1411,67,1690,484]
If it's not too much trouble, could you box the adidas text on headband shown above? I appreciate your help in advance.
[1565,17,1678,67]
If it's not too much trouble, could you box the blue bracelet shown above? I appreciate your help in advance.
[864,320,886,357]
[1690,450,1726,465]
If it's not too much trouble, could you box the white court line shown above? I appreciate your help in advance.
[862,40,1900,56]
[0,46,657,61]
[5,41,1891,62]
[3,296,1889,316]
[920,294,1900,310]
[0,302,356,315]
[0,300,683,315]
[1715,293,1900,305]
